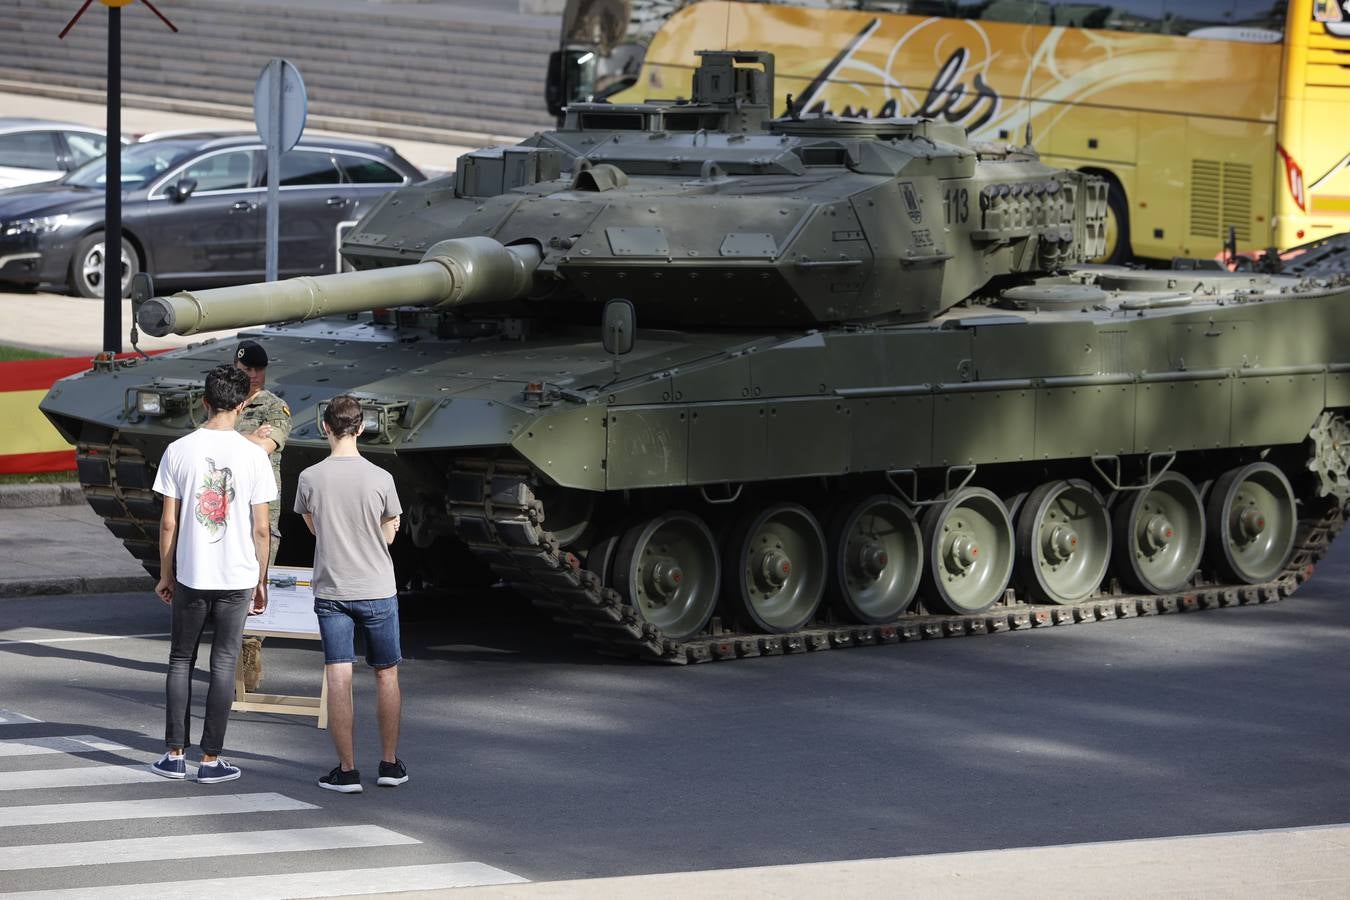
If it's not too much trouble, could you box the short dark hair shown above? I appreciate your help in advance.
[204,365,250,413]
[323,394,364,437]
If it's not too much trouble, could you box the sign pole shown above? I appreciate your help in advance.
[103,4,121,353]
[254,58,307,284]
[265,58,282,283]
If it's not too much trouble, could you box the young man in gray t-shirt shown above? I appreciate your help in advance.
[295,394,406,794]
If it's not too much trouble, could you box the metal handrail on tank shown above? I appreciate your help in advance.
[136,237,543,337]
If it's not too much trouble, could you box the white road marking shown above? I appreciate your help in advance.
[0,633,169,647]
[0,734,130,757]
[0,765,162,792]
[0,792,317,828]
[0,862,528,898]
[0,825,420,871]
[0,710,41,725]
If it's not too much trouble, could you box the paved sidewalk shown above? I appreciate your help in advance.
[0,484,152,597]
[377,823,1350,899]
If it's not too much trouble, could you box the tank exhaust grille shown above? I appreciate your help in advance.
[1189,159,1252,242]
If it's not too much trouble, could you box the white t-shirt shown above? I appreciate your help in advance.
[152,427,278,590]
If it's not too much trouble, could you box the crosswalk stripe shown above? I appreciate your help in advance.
[0,825,420,871]
[0,792,318,828]
[0,735,130,757]
[0,710,41,725]
[0,765,162,792]
[0,861,528,898]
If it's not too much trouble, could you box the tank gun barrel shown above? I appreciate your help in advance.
[136,237,541,337]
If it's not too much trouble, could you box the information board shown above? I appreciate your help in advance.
[245,565,320,637]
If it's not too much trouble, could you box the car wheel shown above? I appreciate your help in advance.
[70,231,140,299]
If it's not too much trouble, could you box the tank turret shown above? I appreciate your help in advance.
[141,50,1106,337]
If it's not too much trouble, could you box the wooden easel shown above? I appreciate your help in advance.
[233,629,329,729]
[232,566,330,729]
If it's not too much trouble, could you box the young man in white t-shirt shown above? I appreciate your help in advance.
[150,365,277,784]
[295,394,406,794]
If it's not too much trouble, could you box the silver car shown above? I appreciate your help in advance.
[0,118,116,190]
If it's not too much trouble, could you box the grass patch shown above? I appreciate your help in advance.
[0,471,77,484]
[0,344,58,361]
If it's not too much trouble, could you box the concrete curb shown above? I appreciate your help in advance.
[0,574,154,598]
[0,483,84,508]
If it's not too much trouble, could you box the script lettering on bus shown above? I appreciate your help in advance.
[796,20,999,130]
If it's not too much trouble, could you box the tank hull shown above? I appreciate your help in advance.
[40,267,1350,662]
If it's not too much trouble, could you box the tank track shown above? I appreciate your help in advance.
[75,433,165,577]
[69,435,1343,663]
[446,459,1344,664]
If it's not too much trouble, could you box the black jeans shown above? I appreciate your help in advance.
[165,582,251,755]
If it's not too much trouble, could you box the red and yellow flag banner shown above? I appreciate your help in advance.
[0,352,165,475]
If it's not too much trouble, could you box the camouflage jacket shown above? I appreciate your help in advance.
[235,387,291,489]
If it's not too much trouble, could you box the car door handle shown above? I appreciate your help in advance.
[231,201,256,212]
[325,196,348,207]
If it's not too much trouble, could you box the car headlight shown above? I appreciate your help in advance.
[2,214,70,237]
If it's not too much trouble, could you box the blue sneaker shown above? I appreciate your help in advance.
[196,759,241,784]
[151,752,186,780]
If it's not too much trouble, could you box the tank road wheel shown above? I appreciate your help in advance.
[828,495,922,624]
[613,511,720,641]
[725,503,828,633]
[1205,463,1297,584]
[1016,480,1112,605]
[1112,472,1205,594]
[920,487,1014,615]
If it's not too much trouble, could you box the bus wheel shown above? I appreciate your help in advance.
[1092,180,1132,265]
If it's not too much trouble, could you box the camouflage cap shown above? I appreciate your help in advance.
[235,339,268,368]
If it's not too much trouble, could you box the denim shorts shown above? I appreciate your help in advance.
[314,595,402,668]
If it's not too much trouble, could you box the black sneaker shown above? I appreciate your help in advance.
[318,765,362,794]
[377,758,408,787]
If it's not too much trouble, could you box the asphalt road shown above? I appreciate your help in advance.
[1,548,1348,893]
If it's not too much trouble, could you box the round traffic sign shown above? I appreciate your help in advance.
[253,59,308,153]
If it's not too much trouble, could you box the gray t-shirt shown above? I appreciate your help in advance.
[294,455,402,601]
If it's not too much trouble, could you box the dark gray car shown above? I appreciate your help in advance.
[0,133,424,298]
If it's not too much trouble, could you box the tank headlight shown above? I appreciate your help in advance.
[2,214,70,236]
[124,380,203,422]
[315,397,409,443]
[136,391,163,416]
[361,408,381,434]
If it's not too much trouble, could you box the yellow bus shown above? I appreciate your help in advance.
[549,0,1350,263]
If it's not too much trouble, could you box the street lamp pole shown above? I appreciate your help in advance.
[103,3,121,354]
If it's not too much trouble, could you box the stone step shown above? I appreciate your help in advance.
[8,52,549,112]
[3,0,560,137]
[0,65,551,138]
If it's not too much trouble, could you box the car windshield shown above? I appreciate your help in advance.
[64,140,200,189]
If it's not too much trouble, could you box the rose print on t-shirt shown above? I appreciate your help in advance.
[195,457,235,541]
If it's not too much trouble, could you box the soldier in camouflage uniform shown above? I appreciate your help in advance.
[233,340,290,566]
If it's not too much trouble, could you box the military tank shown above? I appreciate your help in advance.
[43,51,1350,663]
